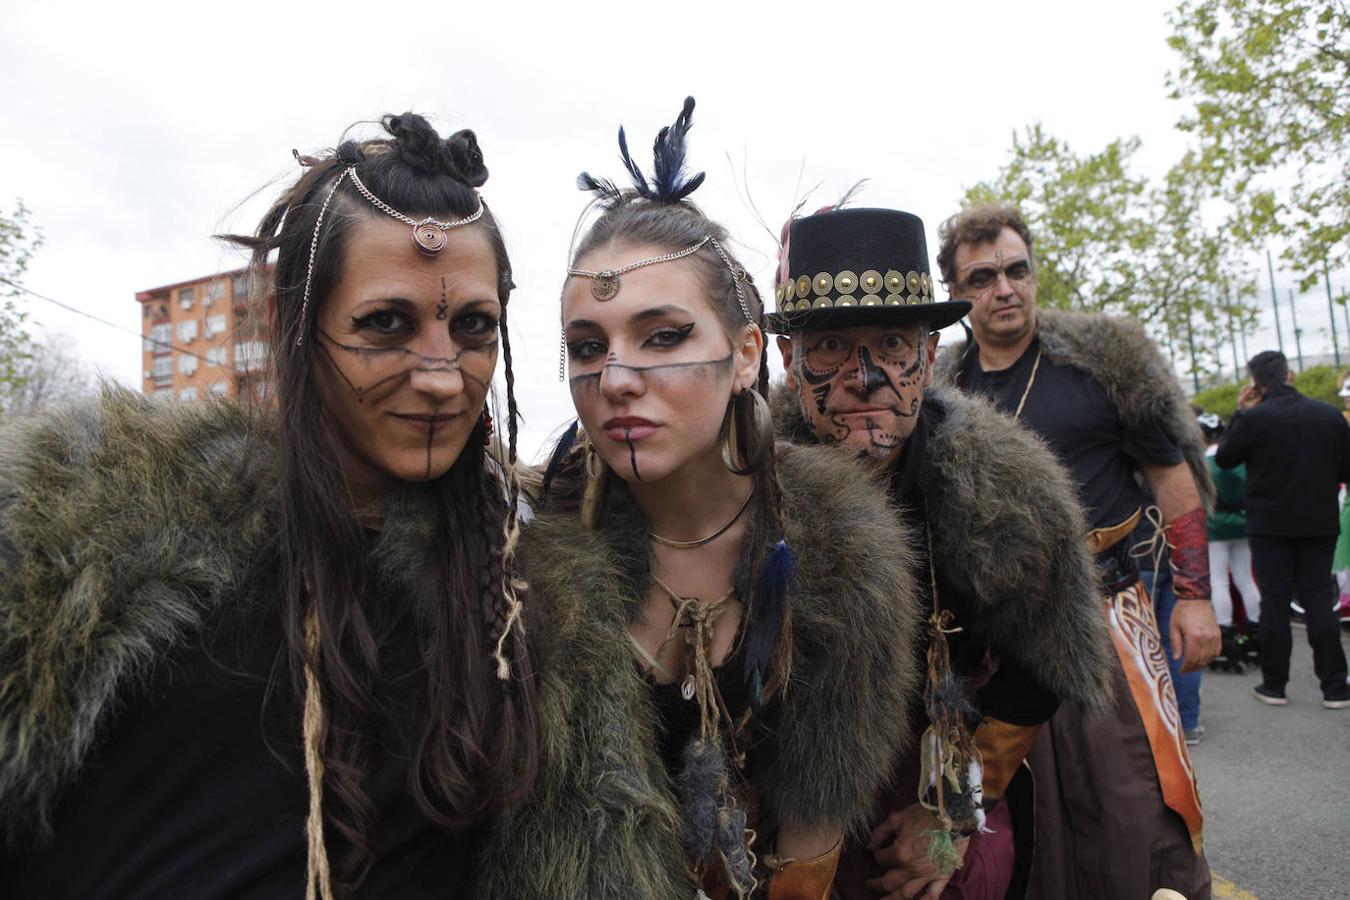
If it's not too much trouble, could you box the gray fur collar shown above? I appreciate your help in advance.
[936,308,1215,508]
[771,381,1114,714]
[477,443,921,899]
[0,389,277,843]
[0,388,452,845]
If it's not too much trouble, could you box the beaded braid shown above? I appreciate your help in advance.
[490,297,527,681]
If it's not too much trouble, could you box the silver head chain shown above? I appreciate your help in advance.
[295,166,484,347]
[560,235,757,379]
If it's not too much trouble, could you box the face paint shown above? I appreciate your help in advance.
[789,325,931,459]
[317,329,494,402]
[567,353,735,397]
[625,426,641,481]
[436,276,450,320]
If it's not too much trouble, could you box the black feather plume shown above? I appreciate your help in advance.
[617,125,650,197]
[576,172,622,208]
[541,419,580,497]
[609,96,706,204]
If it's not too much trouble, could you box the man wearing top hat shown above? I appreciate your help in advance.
[767,207,1113,899]
[936,202,1218,899]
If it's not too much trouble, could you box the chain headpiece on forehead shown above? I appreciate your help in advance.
[294,165,485,347]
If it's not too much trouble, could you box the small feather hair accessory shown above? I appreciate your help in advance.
[577,95,705,208]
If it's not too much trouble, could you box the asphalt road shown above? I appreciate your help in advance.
[1190,623,1350,899]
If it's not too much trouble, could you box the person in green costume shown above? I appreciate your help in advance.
[1198,412,1262,669]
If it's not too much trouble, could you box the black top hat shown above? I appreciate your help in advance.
[764,207,970,333]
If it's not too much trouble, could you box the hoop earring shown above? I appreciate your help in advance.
[720,389,773,476]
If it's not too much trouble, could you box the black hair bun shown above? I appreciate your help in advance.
[383,113,488,187]
[335,141,366,166]
[447,130,488,188]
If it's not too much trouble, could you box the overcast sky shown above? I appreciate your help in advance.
[4,0,1343,460]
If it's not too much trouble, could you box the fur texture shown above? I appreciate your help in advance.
[0,388,481,852]
[771,382,1114,714]
[477,443,921,899]
[0,388,278,843]
[937,308,1215,509]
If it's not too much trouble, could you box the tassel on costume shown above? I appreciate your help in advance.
[926,828,961,877]
[677,739,726,860]
[742,538,796,710]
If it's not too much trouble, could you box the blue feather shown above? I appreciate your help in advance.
[611,96,706,204]
[743,538,795,709]
[575,171,622,207]
[541,419,580,496]
[616,125,650,197]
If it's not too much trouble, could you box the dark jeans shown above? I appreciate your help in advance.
[1248,534,1349,696]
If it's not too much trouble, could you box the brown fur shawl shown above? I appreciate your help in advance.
[936,308,1215,509]
[476,442,923,899]
[771,382,1114,715]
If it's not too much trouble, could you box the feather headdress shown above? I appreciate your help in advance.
[577,96,706,208]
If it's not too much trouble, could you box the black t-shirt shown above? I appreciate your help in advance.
[1,565,481,899]
[956,336,1183,531]
[894,404,1060,727]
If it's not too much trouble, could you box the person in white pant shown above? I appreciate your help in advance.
[1200,412,1261,667]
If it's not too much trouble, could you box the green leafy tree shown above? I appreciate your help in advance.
[961,126,1259,382]
[1168,0,1349,295]
[964,124,1155,317]
[0,200,40,402]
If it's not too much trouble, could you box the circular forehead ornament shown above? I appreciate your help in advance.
[412,222,448,256]
[591,272,620,301]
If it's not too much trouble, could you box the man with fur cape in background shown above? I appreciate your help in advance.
[768,206,1114,900]
[937,202,1220,899]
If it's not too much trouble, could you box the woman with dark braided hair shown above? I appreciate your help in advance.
[0,113,539,898]
[477,98,920,899]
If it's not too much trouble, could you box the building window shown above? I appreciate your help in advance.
[209,381,230,397]
[179,354,198,376]
[233,273,250,302]
[150,323,173,349]
[180,387,199,401]
[235,340,267,372]
[204,313,228,338]
[177,320,198,343]
[152,356,173,379]
[207,346,228,366]
[179,287,195,310]
[204,281,225,307]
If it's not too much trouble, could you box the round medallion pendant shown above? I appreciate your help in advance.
[681,675,696,701]
[591,273,620,301]
[413,224,448,256]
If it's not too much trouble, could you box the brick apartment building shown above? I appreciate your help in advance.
[136,267,269,400]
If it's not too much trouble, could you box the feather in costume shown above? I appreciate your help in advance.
[579,96,707,207]
[541,419,580,497]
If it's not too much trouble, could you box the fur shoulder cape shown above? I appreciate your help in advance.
[0,388,279,843]
[476,443,922,899]
[771,382,1114,714]
[936,308,1215,509]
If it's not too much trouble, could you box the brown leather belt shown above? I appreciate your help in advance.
[1085,507,1142,556]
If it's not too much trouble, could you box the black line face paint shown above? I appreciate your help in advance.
[790,332,929,456]
[316,329,494,401]
[426,422,435,479]
[567,353,735,397]
[624,426,641,481]
[436,276,449,320]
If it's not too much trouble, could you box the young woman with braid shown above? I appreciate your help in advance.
[476,98,920,899]
[0,113,539,898]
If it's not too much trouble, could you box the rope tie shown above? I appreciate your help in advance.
[652,573,735,745]
[1128,504,1171,574]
